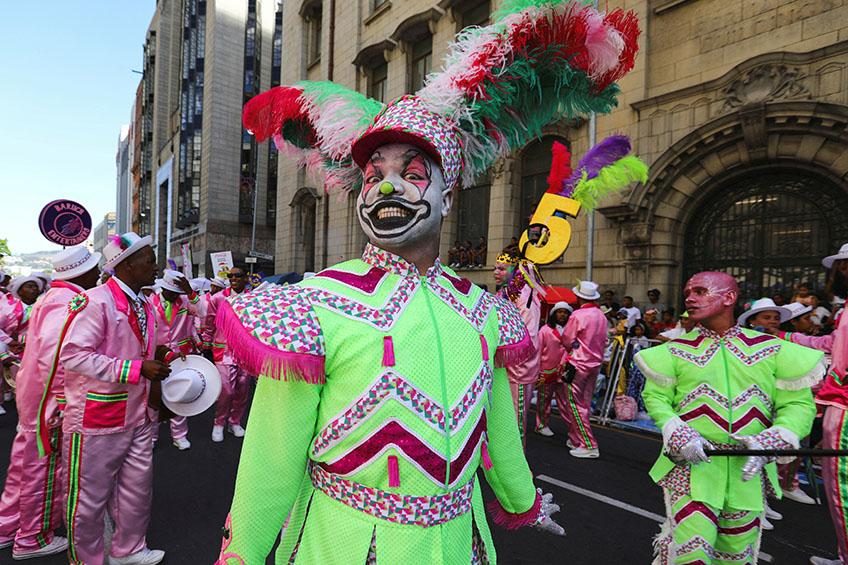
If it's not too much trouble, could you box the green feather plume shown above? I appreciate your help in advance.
[570,155,648,210]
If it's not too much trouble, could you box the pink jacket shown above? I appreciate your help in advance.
[151,292,201,354]
[60,278,156,435]
[785,309,847,409]
[0,294,30,346]
[561,303,607,372]
[538,325,567,374]
[505,283,541,385]
[15,281,82,433]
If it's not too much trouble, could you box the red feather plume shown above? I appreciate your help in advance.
[242,86,309,143]
[546,141,572,194]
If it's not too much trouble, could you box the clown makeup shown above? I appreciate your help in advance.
[493,261,513,288]
[683,272,738,324]
[357,143,452,252]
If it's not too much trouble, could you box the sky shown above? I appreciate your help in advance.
[0,2,154,254]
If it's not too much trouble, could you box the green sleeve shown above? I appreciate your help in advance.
[772,384,817,441]
[774,340,826,390]
[481,366,537,513]
[636,347,679,430]
[219,376,322,564]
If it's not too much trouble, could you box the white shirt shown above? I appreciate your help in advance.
[112,276,147,305]
[620,306,642,329]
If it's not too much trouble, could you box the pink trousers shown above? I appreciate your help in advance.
[777,460,800,492]
[64,421,155,565]
[509,382,533,445]
[535,381,557,430]
[214,363,251,427]
[822,406,848,563]
[561,366,600,449]
[0,427,63,552]
[169,416,188,440]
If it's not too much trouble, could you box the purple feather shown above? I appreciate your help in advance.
[559,135,632,197]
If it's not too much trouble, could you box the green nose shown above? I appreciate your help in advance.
[378,181,394,195]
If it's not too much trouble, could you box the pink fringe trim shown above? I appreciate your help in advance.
[382,335,396,367]
[388,455,400,487]
[494,333,535,369]
[216,301,326,384]
[480,334,489,362]
[481,442,493,470]
[486,492,542,530]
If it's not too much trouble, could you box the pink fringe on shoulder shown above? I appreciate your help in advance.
[216,301,326,384]
[486,492,542,530]
[494,333,535,369]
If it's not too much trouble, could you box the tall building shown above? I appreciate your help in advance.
[92,212,117,256]
[136,0,281,276]
[272,0,848,306]
[115,125,131,234]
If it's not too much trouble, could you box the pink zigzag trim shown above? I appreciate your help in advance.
[495,332,535,368]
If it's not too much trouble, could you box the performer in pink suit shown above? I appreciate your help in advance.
[150,269,202,450]
[204,267,251,443]
[60,233,171,565]
[560,281,608,458]
[535,302,572,437]
[0,247,100,559]
[0,275,45,416]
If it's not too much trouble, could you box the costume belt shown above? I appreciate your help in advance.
[310,463,474,527]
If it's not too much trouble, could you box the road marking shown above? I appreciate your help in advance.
[536,474,773,563]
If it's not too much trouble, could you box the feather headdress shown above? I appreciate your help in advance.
[242,0,640,193]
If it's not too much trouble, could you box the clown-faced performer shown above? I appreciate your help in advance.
[0,247,100,559]
[151,269,203,450]
[59,233,173,565]
[636,272,824,565]
[214,2,641,562]
[535,302,572,436]
[493,252,543,443]
[204,266,252,443]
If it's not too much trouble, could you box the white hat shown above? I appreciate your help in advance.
[52,247,101,281]
[159,269,187,294]
[103,232,153,271]
[190,277,211,293]
[823,243,848,269]
[9,275,44,298]
[161,355,222,417]
[737,298,791,327]
[784,301,813,321]
[551,301,573,314]
[572,280,600,301]
[209,276,229,290]
[32,271,52,283]
[142,281,161,292]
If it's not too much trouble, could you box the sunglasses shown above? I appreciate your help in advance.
[227,272,246,278]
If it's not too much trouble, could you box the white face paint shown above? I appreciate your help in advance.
[357,143,453,255]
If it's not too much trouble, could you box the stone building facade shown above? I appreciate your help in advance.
[273,0,848,310]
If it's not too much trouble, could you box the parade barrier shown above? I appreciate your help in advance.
[596,337,661,434]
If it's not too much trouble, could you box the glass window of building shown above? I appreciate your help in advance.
[409,35,432,92]
[368,62,388,103]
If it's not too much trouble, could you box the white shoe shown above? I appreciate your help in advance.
[761,515,774,530]
[212,425,224,443]
[784,487,816,505]
[569,447,600,459]
[0,405,6,416]
[765,504,782,521]
[3,392,11,402]
[172,437,191,450]
[809,557,842,565]
[229,424,246,438]
[536,426,554,437]
[0,536,13,549]
[13,536,68,560]
[109,547,165,565]
[566,439,576,449]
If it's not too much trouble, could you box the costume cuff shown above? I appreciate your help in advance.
[486,492,543,530]
[760,426,799,450]
[663,418,700,457]
[119,360,143,385]
[189,292,200,304]
[776,331,791,341]
[163,350,179,364]
[775,357,826,391]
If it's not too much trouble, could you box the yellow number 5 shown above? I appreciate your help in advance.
[518,193,581,265]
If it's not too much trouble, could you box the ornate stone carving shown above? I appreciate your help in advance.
[722,65,810,112]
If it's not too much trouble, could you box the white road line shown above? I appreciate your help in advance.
[536,474,774,563]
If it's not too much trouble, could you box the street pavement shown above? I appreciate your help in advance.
[0,394,839,564]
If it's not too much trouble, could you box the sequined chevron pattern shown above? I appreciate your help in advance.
[669,326,781,367]
[494,296,530,347]
[313,363,492,456]
[677,384,773,433]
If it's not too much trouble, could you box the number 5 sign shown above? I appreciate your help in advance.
[518,193,581,265]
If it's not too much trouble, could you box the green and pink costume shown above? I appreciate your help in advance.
[216,245,544,564]
[636,326,824,564]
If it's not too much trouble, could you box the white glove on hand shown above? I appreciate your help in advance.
[534,490,565,536]
[730,433,767,482]
[678,436,712,465]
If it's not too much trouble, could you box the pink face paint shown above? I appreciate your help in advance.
[684,272,738,323]
[362,159,383,195]
[401,153,432,196]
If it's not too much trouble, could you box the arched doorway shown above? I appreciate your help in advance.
[684,169,848,299]
[290,187,318,273]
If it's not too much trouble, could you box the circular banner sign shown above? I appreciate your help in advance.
[38,199,92,246]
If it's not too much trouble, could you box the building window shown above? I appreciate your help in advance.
[520,136,568,230]
[177,0,205,228]
[304,3,322,66]
[267,4,283,226]
[456,173,491,257]
[684,170,848,299]
[458,0,490,29]
[368,62,388,103]
[373,0,389,11]
[292,188,318,273]
[409,35,432,92]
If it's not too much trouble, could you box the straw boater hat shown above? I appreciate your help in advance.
[161,355,221,417]
[784,301,813,321]
[159,269,188,294]
[103,232,153,271]
[572,281,601,301]
[8,275,44,299]
[737,297,791,327]
[51,246,101,281]
[823,243,848,269]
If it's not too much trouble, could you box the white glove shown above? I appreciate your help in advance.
[534,490,565,536]
[730,433,767,482]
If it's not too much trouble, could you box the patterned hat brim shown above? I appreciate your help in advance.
[351,129,444,173]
